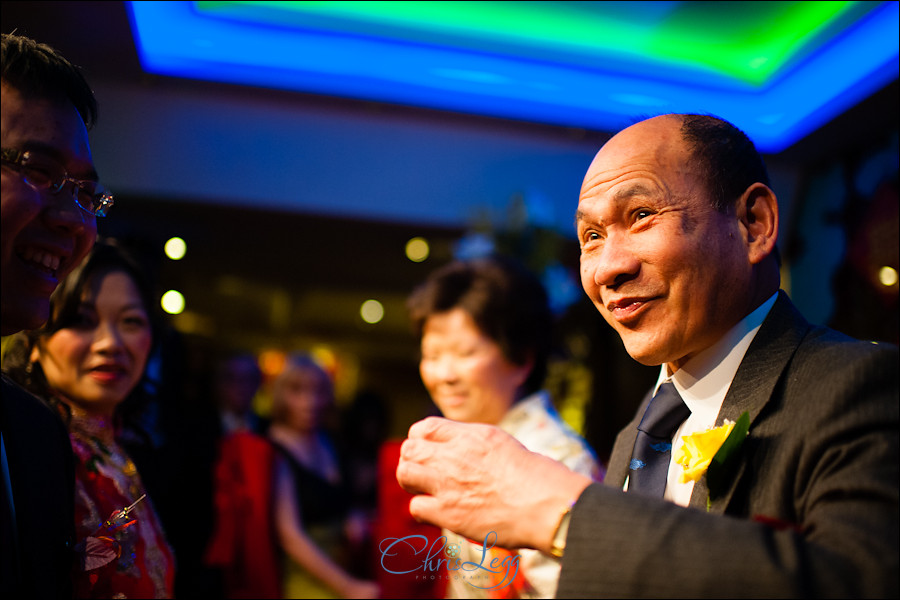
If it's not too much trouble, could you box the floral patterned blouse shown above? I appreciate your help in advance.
[68,414,175,598]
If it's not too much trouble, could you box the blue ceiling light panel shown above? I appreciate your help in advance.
[126,1,899,152]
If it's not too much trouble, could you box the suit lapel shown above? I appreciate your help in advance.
[691,292,811,513]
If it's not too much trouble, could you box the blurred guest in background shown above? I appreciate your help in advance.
[214,351,268,435]
[4,240,175,598]
[406,255,602,599]
[372,437,447,600]
[203,350,280,599]
[268,354,380,599]
[1,31,105,599]
[338,389,391,579]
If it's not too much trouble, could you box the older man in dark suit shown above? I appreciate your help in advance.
[1,33,104,599]
[397,114,898,598]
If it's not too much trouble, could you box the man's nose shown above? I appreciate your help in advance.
[41,186,92,234]
[582,233,640,290]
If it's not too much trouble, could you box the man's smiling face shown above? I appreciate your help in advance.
[576,115,753,370]
[1,82,97,335]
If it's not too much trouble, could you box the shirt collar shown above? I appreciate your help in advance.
[654,292,778,414]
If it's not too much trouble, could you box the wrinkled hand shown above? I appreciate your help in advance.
[396,417,591,552]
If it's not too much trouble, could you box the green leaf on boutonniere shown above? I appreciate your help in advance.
[706,410,750,502]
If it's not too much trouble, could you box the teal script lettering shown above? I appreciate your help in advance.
[378,531,519,591]
[379,534,459,575]
[457,531,519,590]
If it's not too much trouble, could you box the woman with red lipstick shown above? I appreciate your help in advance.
[3,240,175,598]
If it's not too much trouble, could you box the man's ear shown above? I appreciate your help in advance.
[738,183,779,266]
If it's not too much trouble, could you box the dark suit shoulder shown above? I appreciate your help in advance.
[798,319,897,358]
[744,293,897,416]
[1,375,68,432]
[1,375,76,600]
[779,317,898,419]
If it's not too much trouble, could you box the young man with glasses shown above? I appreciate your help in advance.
[2,32,113,599]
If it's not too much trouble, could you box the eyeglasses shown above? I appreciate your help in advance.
[1,147,114,217]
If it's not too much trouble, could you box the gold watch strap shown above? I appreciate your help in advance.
[549,503,574,558]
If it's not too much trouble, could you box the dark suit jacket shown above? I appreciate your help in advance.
[557,292,899,598]
[1,375,75,600]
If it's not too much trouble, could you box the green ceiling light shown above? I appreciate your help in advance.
[643,1,863,84]
[130,1,899,151]
[196,0,870,86]
[747,56,771,71]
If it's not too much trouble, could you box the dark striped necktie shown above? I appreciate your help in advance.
[627,382,691,497]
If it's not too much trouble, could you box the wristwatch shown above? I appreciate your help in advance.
[549,503,573,558]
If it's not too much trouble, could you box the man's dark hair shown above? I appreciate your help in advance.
[407,254,553,397]
[680,114,770,213]
[1,32,97,128]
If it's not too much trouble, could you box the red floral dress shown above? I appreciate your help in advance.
[69,415,175,598]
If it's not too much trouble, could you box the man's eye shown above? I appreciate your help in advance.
[636,210,653,220]
[23,164,58,185]
[76,188,100,208]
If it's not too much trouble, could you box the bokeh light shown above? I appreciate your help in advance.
[259,349,287,378]
[878,266,898,287]
[405,237,430,262]
[360,299,384,324]
[160,290,185,314]
[164,237,187,260]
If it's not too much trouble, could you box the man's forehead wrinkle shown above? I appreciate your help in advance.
[580,162,664,202]
[613,181,658,200]
[580,164,610,197]
[580,164,630,198]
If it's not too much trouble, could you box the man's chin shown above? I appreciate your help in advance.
[620,336,668,367]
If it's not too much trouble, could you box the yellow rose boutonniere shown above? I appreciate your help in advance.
[673,421,736,484]
[673,411,750,509]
